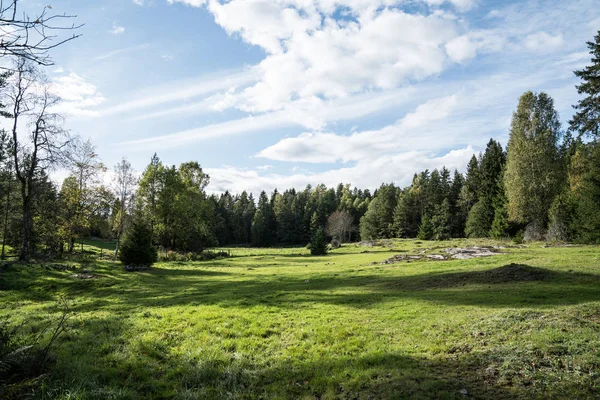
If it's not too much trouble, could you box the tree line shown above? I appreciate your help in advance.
[0,31,599,261]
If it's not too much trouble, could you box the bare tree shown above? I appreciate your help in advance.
[113,158,137,258]
[60,137,105,252]
[326,210,354,243]
[0,1,82,66]
[7,58,70,260]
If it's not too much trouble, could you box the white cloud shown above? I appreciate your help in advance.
[256,95,459,164]
[206,146,476,194]
[94,43,149,61]
[132,0,144,5]
[49,73,106,117]
[523,32,564,52]
[97,68,257,117]
[110,23,125,35]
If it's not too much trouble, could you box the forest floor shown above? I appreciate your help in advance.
[1,239,600,399]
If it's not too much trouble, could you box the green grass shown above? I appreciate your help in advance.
[1,239,600,399]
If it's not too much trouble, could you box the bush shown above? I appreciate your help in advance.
[309,229,328,256]
[118,220,158,267]
[157,249,230,262]
[512,229,525,244]
[330,239,341,249]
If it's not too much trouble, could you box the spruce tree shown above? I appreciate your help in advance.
[431,199,451,240]
[417,214,433,240]
[465,199,494,238]
[119,219,158,266]
[569,30,600,138]
[309,228,328,255]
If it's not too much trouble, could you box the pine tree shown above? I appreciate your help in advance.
[569,30,600,138]
[119,219,158,266]
[309,228,328,255]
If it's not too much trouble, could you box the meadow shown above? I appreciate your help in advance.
[1,239,600,399]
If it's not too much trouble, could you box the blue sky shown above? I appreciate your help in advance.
[27,0,600,193]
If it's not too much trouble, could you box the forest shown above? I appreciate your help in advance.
[1,0,600,398]
[0,31,599,263]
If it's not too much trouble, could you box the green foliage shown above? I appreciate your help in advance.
[430,199,451,240]
[504,91,564,226]
[359,184,398,240]
[416,214,433,240]
[118,219,158,266]
[309,228,328,255]
[465,199,494,238]
[569,30,600,138]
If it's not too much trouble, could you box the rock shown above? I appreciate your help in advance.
[445,247,499,259]
[427,254,445,260]
[459,388,468,396]
[485,366,497,378]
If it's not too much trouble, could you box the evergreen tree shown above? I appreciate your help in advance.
[119,219,158,266]
[489,178,509,239]
[569,30,600,139]
[465,199,494,238]
[417,214,433,240]
[431,199,451,240]
[251,209,267,247]
[309,228,328,255]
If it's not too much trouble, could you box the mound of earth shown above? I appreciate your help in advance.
[424,264,551,288]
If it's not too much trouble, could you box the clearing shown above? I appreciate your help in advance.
[1,239,600,399]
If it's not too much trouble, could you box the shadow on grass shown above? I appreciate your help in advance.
[11,263,598,313]
[43,327,597,400]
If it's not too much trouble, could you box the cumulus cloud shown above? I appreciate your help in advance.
[206,146,476,194]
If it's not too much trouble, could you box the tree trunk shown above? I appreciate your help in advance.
[19,194,31,261]
[1,181,11,260]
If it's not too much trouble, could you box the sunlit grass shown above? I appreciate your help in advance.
[1,239,600,399]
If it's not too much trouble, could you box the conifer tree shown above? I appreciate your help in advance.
[569,30,600,138]
[119,219,158,266]
[309,228,328,255]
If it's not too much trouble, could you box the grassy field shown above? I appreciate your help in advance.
[1,239,600,399]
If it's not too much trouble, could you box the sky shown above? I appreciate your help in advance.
[20,0,600,194]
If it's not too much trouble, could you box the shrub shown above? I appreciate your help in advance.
[512,229,525,244]
[118,220,158,267]
[309,229,328,256]
[157,249,230,262]
[330,239,341,249]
